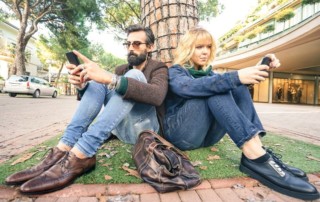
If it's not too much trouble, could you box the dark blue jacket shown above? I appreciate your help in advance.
[165,64,242,117]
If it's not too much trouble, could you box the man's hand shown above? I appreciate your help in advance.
[66,50,114,88]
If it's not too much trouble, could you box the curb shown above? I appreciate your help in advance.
[1,174,319,200]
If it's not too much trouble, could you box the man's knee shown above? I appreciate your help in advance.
[124,69,147,82]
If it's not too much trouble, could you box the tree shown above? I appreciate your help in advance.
[103,0,224,44]
[140,0,221,66]
[0,0,101,76]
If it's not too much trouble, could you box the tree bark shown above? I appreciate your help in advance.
[141,0,199,66]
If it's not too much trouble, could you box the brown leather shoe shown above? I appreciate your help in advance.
[5,147,66,185]
[20,152,96,194]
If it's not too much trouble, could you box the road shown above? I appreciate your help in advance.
[0,93,78,163]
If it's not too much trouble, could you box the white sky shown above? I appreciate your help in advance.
[89,0,258,58]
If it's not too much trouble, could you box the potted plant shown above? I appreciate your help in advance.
[275,8,295,22]
[302,0,320,5]
[262,24,275,33]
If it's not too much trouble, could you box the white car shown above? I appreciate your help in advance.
[3,75,58,98]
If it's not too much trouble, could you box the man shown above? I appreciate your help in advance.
[5,24,168,194]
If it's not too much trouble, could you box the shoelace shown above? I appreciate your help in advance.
[264,147,289,170]
[57,152,70,171]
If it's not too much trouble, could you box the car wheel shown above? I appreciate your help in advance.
[52,91,57,98]
[9,93,17,97]
[33,90,40,98]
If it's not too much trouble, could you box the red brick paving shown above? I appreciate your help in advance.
[1,174,319,201]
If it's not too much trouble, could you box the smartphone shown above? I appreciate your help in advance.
[261,57,271,66]
[66,52,80,66]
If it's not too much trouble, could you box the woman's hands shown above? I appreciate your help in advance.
[66,50,113,89]
[238,54,281,85]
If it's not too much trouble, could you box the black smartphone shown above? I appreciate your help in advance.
[66,52,80,66]
[261,57,271,66]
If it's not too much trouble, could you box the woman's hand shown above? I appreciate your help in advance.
[256,54,281,69]
[238,65,269,84]
[238,54,281,85]
[67,50,113,86]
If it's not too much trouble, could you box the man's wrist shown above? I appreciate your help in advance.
[106,74,119,90]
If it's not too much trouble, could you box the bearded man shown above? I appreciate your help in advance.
[6,24,168,194]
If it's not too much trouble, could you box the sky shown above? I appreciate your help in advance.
[88,0,258,59]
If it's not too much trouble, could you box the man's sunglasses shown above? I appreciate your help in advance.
[123,41,147,48]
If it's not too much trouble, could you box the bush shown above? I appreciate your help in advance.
[275,8,295,22]
[302,0,320,5]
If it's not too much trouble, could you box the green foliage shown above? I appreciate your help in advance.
[198,0,224,21]
[101,0,140,38]
[275,8,295,22]
[262,24,275,33]
[101,0,223,38]
[219,24,243,42]
[302,0,320,5]
[82,44,126,72]
[233,35,245,44]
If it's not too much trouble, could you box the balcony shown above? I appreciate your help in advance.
[214,2,320,75]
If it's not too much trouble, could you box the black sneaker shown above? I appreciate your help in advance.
[239,153,319,200]
[263,147,308,181]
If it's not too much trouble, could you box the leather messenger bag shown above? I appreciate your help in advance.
[132,130,201,193]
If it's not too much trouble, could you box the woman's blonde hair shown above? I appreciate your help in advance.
[173,27,216,67]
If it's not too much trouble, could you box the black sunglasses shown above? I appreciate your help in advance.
[123,41,147,49]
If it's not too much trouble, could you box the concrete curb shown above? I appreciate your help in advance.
[1,174,319,200]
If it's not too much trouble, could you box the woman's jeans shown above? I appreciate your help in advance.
[163,85,265,151]
[60,69,159,157]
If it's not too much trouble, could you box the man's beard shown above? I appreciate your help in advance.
[127,51,148,66]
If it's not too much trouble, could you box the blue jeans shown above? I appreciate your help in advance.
[60,69,159,157]
[163,85,265,150]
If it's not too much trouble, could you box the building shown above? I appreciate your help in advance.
[0,20,43,79]
[214,0,320,105]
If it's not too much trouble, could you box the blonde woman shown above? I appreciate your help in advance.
[163,27,319,200]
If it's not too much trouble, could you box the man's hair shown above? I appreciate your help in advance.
[126,24,155,45]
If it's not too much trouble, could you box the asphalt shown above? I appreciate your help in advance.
[1,103,320,202]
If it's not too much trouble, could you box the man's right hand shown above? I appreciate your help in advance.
[66,63,86,89]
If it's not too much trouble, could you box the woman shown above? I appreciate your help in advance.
[163,27,319,200]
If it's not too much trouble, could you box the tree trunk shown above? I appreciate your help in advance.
[55,62,65,87]
[12,42,26,76]
[141,0,199,66]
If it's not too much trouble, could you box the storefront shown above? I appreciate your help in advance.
[251,72,319,105]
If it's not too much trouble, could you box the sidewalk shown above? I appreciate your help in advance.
[1,174,320,202]
[1,103,320,202]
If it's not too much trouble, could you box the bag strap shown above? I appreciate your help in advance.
[140,130,190,160]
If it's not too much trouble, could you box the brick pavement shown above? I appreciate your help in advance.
[1,174,319,202]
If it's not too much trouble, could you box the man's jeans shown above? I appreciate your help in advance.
[60,69,159,157]
[163,85,265,150]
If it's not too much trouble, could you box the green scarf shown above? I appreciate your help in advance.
[187,65,212,78]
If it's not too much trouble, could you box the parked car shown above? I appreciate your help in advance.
[0,79,4,93]
[3,75,58,98]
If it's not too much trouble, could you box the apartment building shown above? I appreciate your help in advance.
[0,20,43,79]
[214,0,320,105]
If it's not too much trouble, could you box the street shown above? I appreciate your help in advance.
[0,93,78,163]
